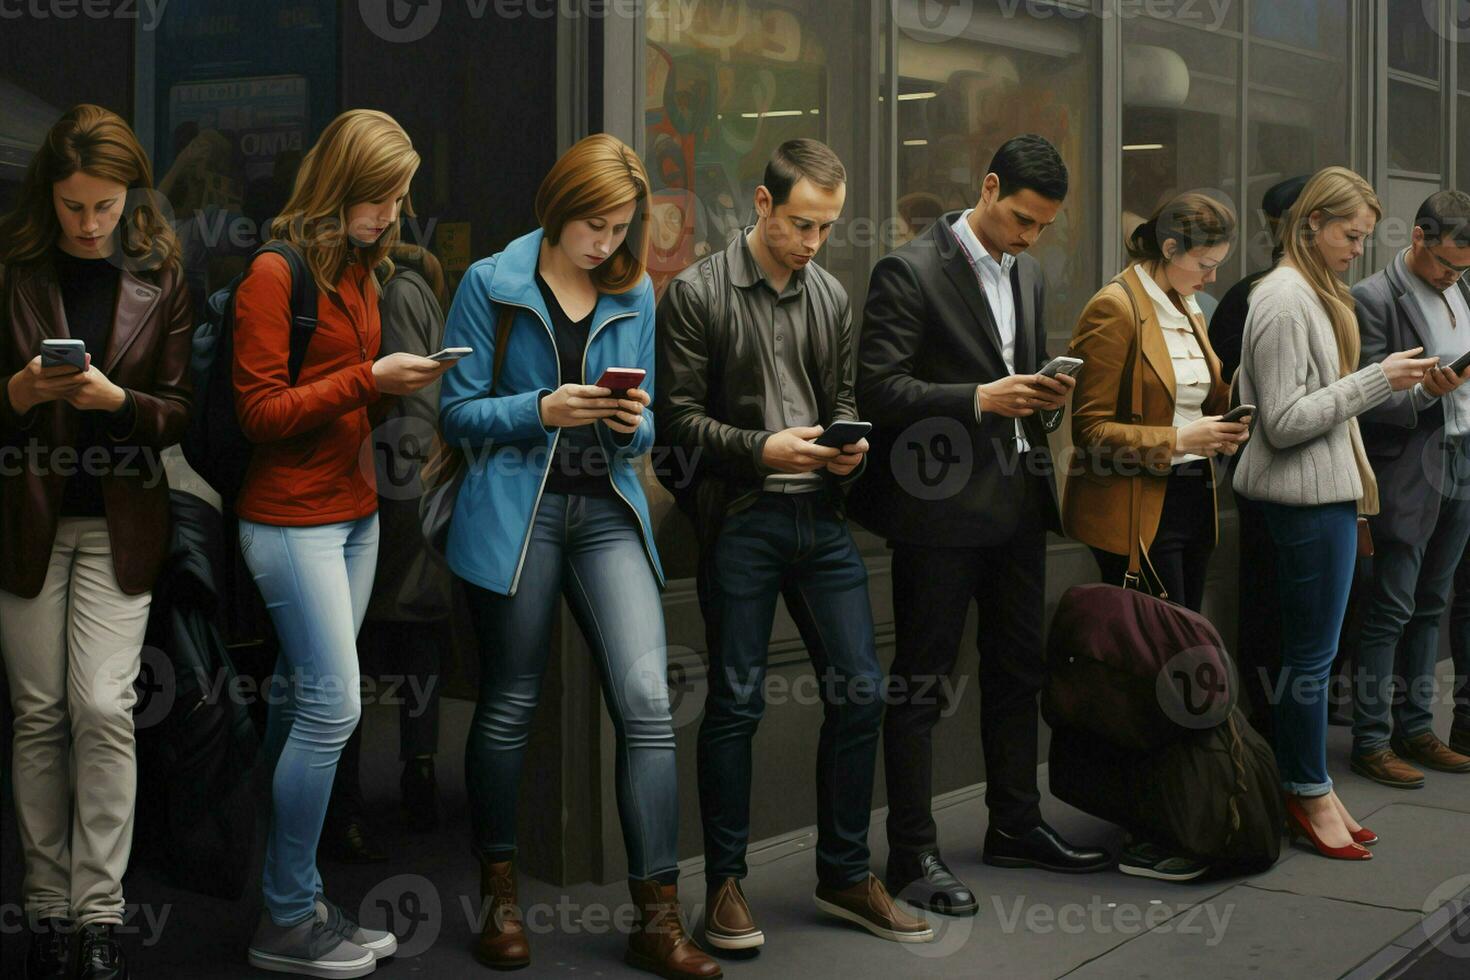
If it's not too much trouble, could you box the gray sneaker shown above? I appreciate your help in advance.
[247,911,376,978]
[316,895,398,959]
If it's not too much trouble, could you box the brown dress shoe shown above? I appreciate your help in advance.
[703,877,763,950]
[625,879,722,979]
[813,874,934,943]
[1392,732,1470,773]
[1350,748,1426,788]
[475,856,530,970]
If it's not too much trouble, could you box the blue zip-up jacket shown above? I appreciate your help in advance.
[438,228,664,595]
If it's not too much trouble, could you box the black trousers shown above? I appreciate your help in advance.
[883,475,1049,855]
[1091,461,1215,613]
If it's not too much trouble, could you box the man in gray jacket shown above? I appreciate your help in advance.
[1351,190,1470,786]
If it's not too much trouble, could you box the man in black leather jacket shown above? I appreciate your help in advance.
[655,139,933,951]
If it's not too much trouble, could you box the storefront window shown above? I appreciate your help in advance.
[1122,12,1240,302]
[892,0,1101,344]
[1244,0,1351,271]
[644,0,832,297]
[1388,0,1442,80]
[1387,0,1444,179]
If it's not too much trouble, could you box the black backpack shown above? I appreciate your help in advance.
[182,242,318,513]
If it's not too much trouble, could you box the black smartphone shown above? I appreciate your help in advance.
[813,420,872,449]
[1221,404,1256,423]
[1448,349,1470,374]
[40,338,87,372]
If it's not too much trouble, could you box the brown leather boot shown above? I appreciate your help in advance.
[625,879,722,979]
[475,856,530,970]
[1392,732,1470,773]
[703,877,763,950]
[813,874,934,943]
[1350,748,1426,788]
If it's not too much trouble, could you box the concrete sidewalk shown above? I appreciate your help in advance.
[2,666,1466,979]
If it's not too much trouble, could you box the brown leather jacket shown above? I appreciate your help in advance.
[0,257,195,598]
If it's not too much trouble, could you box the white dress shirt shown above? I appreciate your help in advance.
[953,211,1028,451]
[1134,265,1211,463]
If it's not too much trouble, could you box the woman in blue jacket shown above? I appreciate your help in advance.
[439,134,719,980]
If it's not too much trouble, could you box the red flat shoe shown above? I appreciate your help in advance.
[1285,797,1373,860]
[1351,827,1378,846]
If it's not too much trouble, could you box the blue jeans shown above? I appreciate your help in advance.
[1355,445,1470,752]
[1260,501,1358,797]
[239,515,379,925]
[462,493,678,880]
[696,493,884,889]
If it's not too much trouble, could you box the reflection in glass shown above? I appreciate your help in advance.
[1389,80,1444,175]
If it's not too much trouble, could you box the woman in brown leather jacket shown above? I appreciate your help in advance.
[0,104,193,980]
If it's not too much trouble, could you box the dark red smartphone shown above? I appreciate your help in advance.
[594,367,646,398]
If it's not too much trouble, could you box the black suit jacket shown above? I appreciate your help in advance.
[1352,258,1468,548]
[851,211,1062,548]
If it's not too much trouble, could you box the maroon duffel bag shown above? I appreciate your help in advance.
[1042,582,1237,750]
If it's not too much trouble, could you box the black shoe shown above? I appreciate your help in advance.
[320,813,389,864]
[77,924,127,980]
[400,756,440,832]
[885,849,977,917]
[25,917,69,980]
[982,822,1111,874]
[1450,724,1470,758]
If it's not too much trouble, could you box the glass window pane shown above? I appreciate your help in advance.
[1122,15,1240,301]
[891,0,1100,344]
[1389,80,1444,174]
[1388,0,1441,80]
[1245,4,1351,272]
[1461,97,1470,190]
[645,0,832,297]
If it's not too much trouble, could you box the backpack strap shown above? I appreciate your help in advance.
[255,241,319,385]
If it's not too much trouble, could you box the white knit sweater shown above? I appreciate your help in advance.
[1232,265,1393,508]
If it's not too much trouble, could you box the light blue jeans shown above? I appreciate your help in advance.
[239,515,379,925]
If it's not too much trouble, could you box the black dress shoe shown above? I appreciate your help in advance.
[885,849,977,917]
[319,813,389,863]
[982,822,1111,874]
[77,924,128,980]
[25,917,69,980]
[400,755,440,832]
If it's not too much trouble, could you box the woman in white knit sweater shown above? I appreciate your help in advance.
[1233,167,1437,860]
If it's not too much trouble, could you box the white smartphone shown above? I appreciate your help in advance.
[428,347,474,362]
[1039,355,1084,380]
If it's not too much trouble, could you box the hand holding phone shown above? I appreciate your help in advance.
[813,420,873,449]
[40,338,87,372]
[594,367,647,399]
[1449,349,1470,375]
[1220,403,1256,424]
[427,347,473,362]
[1038,355,1084,380]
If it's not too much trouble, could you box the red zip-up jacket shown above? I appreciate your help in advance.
[232,252,382,525]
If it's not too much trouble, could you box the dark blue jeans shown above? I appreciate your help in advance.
[1354,448,1470,753]
[462,493,678,880]
[696,493,884,889]
[1260,501,1359,796]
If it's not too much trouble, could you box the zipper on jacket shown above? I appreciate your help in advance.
[582,310,662,584]
[500,299,562,595]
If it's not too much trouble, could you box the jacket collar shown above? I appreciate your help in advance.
[486,227,643,325]
[1387,247,1468,348]
[14,254,163,374]
[933,209,1007,363]
[726,226,806,293]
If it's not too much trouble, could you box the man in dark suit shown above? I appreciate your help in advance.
[1350,189,1470,787]
[853,134,1108,917]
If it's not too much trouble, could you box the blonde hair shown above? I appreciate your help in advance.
[1278,166,1381,377]
[270,109,420,296]
[0,104,180,271]
[534,133,650,294]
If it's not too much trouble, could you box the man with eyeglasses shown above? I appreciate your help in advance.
[1349,189,1470,788]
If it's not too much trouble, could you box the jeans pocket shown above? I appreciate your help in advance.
[238,522,255,556]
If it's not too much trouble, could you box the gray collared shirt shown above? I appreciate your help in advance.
[732,230,825,493]
[1401,249,1470,439]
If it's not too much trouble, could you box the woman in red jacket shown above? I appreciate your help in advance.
[0,104,191,980]
[232,109,452,979]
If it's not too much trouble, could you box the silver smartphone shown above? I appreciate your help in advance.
[1039,355,1084,380]
[40,338,87,372]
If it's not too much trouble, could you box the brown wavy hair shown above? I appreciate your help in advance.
[1126,191,1237,264]
[535,133,650,294]
[269,109,420,297]
[0,104,180,271]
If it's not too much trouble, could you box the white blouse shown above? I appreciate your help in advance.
[1134,265,1211,464]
